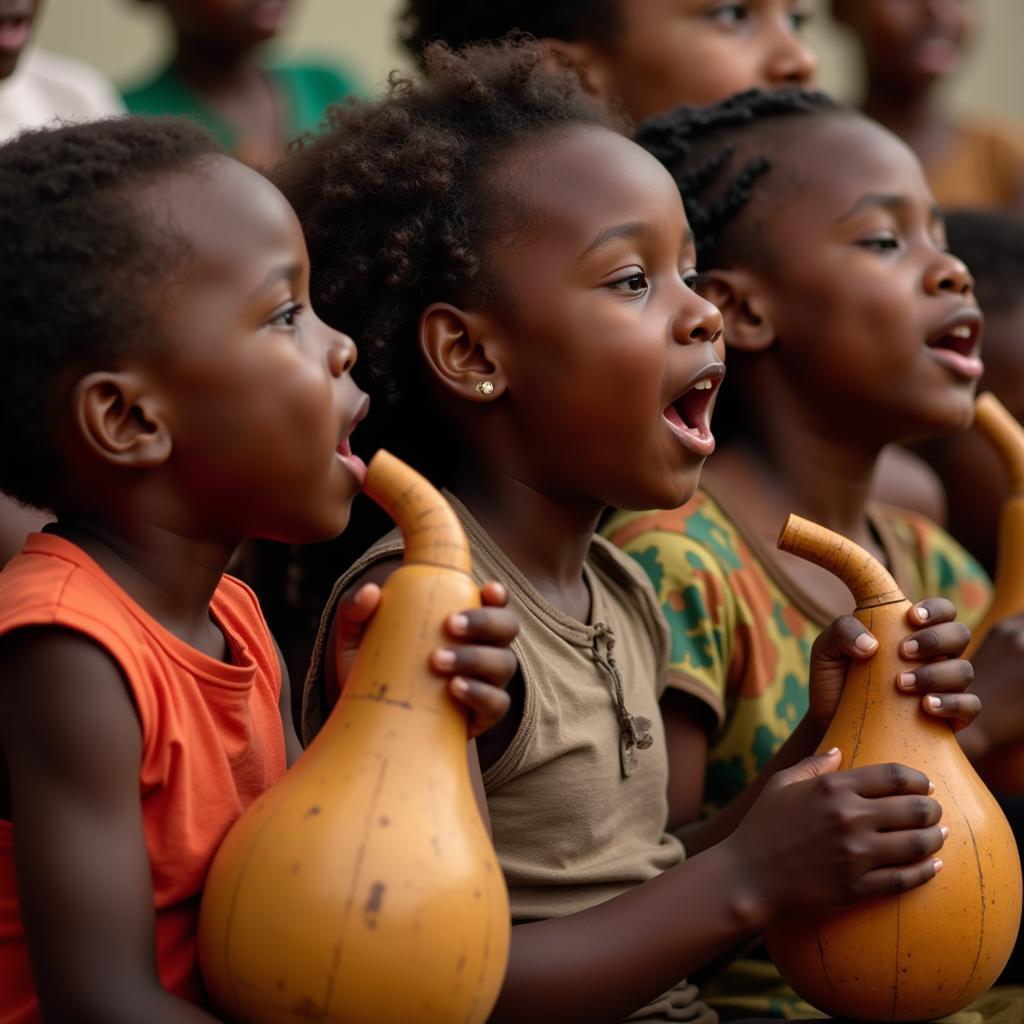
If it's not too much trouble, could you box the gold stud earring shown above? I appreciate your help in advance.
[475,380,495,397]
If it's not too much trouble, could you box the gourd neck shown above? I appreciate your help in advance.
[364,450,472,573]
[778,513,905,610]
[975,392,1024,494]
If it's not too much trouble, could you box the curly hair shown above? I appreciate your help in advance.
[0,116,223,511]
[945,209,1024,318]
[635,88,843,271]
[277,40,612,485]
[398,0,621,60]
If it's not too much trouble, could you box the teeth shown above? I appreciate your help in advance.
[950,325,972,338]
[693,379,712,391]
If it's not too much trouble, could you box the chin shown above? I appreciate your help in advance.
[618,465,705,514]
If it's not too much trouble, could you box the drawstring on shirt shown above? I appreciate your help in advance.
[591,623,653,777]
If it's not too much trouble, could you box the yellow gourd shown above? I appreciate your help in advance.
[198,450,511,1024]
[964,392,1024,793]
[763,513,1021,1021]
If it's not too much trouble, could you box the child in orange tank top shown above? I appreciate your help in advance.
[0,117,517,1022]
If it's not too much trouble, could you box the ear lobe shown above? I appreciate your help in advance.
[701,270,776,353]
[541,38,610,98]
[419,303,507,402]
[74,371,172,468]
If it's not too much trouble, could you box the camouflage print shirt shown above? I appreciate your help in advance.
[603,488,992,819]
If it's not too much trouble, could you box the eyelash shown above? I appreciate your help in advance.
[270,302,305,328]
[607,271,706,294]
[857,236,900,251]
[707,4,811,30]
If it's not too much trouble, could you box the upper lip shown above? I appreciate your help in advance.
[668,361,727,407]
[338,393,370,447]
[925,307,983,355]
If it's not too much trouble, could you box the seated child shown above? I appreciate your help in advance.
[914,209,1024,576]
[399,0,817,121]
[283,42,979,1024]
[0,116,516,1022]
[124,0,358,167]
[606,87,1024,1014]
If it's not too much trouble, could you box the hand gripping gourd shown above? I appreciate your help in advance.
[964,392,1024,793]
[763,514,1021,1021]
[198,451,511,1024]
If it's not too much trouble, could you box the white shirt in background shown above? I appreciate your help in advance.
[0,47,124,141]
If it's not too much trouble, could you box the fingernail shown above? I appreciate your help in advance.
[903,639,919,656]
[855,632,878,652]
[915,605,930,621]
[933,858,944,873]
[824,746,840,756]
[927,695,942,709]
[897,672,916,690]
[940,825,950,839]
[928,781,936,794]
[449,614,469,635]
[435,648,456,669]
[451,677,469,694]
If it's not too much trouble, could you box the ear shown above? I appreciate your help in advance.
[418,303,508,402]
[72,370,172,468]
[540,37,613,99]
[700,270,777,353]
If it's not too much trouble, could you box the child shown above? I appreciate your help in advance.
[605,88,1024,1014]
[832,0,1024,213]
[124,0,358,167]
[914,210,1024,575]
[0,116,516,1022]
[284,43,979,1024]
[399,0,817,121]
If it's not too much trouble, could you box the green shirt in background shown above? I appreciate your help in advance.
[122,60,358,152]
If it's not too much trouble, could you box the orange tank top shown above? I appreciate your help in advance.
[0,533,287,1022]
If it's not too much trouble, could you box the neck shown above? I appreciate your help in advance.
[452,465,601,621]
[172,32,263,91]
[49,516,234,656]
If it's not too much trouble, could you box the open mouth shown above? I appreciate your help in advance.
[925,311,983,381]
[663,364,725,457]
[335,396,370,485]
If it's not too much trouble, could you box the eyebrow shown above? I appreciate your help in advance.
[250,261,302,299]
[578,221,694,260]
[837,193,943,224]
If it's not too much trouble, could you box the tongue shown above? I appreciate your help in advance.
[0,18,30,51]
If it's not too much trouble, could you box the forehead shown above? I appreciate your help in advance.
[137,155,304,287]
[492,125,689,249]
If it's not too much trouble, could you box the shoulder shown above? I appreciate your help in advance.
[18,49,124,118]
[956,119,1024,159]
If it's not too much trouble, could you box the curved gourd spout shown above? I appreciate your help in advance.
[363,449,472,573]
[778,514,903,610]
[974,392,1024,492]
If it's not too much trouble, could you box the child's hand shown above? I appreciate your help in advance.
[727,749,945,927]
[808,598,978,735]
[958,609,1024,760]
[338,580,518,739]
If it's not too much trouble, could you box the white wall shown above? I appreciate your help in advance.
[35,0,1024,121]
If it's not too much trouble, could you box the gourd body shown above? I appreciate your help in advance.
[964,393,1024,793]
[763,514,1021,1021]
[198,451,511,1024]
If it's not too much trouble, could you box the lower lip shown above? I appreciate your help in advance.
[663,406,716,457]
[927,346,984,381]
[336,446,367,485]
[914,38,960,76]
[0,18,30,53]
[251,1,286,33]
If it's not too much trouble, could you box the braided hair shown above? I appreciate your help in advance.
[636,88,842,270]
[398,0,621,61]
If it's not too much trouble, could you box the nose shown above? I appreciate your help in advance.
[675,292,724,346]
[925,252,974,296]
[766,18,818,86]
[327,330,357,377]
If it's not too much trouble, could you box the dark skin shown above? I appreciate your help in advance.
[545,0,817,121]
[832,0,1024,214]
[0,156,516,1022]
[139,0,296,167]
[327,125,977,1024]
[692,113,1020,776]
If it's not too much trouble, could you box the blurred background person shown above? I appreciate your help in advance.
[832,0,1024,212]
[123,0,359,166]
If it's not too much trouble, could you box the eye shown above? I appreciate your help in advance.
[608,271,649,295]
[269,302,305,328]
[707,3,748,26]
[788,6,812,30]
[683,271,709,292]
[856,234,900,252]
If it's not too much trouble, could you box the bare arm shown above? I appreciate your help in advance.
[0,628,220,1023]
